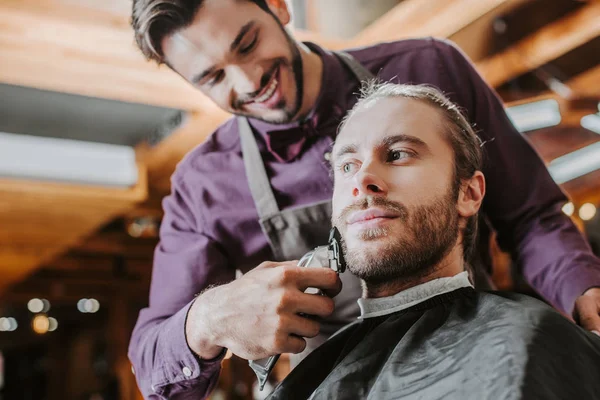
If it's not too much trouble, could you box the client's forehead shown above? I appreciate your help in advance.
[333,96,448,160]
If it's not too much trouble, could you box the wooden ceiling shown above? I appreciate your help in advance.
[1,0,599,304]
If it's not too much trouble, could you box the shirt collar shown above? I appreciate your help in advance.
[357,271,474,319]
[246,42,353,162]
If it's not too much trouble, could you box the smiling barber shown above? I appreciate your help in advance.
[127,0,600,398]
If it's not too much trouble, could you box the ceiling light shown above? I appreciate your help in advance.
[0,132,138,187]
[506,99,561,133]
[548,141,600,184]
[78,298,100,313]
[32,315,49,335]
[48,317,58,332]
[27,298,44,313]
[581,113,600,135]
[562,202,574,216]
[579,203,597,221]
[0,318,10,331]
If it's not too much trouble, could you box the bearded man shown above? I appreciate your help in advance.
[267,83,600,400]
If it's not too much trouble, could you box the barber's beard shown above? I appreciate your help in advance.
[244,26,304,125]
[338,188,460,288]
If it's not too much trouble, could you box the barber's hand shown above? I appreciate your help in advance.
[185,261,342,361]
[573,287,600,335]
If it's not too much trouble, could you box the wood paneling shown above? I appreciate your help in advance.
[352,0,512,47]
[476,2,600,87]
[0,169,147,293]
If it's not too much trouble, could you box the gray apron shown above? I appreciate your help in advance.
[238,52,373,368]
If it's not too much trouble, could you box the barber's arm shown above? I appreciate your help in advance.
[433,39,600,328]
[129,174,341,399]
[128,176,234,399]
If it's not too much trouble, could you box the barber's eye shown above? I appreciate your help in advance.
[388,150,411,162]
[209,70,225,86]
[240,35,258,54]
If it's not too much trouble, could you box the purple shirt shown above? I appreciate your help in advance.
[128,38,600,399]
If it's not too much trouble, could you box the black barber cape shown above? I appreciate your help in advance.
[268,288,600,400]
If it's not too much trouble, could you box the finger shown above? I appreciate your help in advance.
[283,335,307,354]
[282,314,321,338]
[295,268,341,293]
[321,276,343,298]
[293,293,336,318]
[257,260,299,270]
[574,297,600,332]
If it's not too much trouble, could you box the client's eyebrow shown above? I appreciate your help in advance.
[381,134,428,150]
[334,144,358,160]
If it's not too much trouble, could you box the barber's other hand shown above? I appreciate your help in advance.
[573,287,600,336]
[185,261,342,360]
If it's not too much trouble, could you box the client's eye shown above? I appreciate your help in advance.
[340,162,357,175]
[388,150,412,162]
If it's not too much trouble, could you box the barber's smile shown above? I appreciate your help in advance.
[243,63,283,110]
[346,208,400,229]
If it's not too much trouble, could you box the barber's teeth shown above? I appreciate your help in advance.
[254,78,278,103]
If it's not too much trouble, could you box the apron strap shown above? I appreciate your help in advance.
[238,52,373,220]
[334,51,375,82]
[238,116,281,219]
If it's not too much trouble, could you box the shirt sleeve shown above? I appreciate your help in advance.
[128,173,234,399]
[431,38,600,314]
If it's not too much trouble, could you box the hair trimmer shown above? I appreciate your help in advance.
[249,227,346,390]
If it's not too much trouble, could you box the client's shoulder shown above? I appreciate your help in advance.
[472,291,596,345]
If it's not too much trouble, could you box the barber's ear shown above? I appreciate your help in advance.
[266,0,291,25]
[457,171,485,218]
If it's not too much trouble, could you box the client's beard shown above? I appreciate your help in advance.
[334,188,460,287]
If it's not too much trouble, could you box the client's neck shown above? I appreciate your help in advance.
[364,246,466,299]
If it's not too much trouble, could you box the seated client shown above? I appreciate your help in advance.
[267,83,600,400]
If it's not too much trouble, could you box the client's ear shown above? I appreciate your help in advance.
[457,171,485,218]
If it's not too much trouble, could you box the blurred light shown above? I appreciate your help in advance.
[0,318,10,332]
[579,203,597,221]
[7,318,17,332]
[77,298,87,313]
[48,317,58,332]
[581,113,600,135]
[548,142,600,184]
[127,222,143,238]
[506,99,561,133]
[27,298,44,313]
[78,298,100,313]
[0,318,16,332]
[41,299,51,313]
[562,202,575,216]
[0,132,138,187]
[32,315,49,334]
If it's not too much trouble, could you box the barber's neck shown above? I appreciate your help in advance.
[292,41,323,121]
[363,245,466,299]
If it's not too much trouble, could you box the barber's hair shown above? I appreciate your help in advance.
[340,81,483,263]
[131,0,270,64]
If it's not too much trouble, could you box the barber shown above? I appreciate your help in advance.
[127,0,600,398]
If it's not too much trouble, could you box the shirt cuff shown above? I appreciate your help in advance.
[560,263,600,317]
[152,299,226,393]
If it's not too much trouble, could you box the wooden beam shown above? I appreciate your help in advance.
[137,109,231,194]
[0,167,148,294]
[476,2,600,87]
[0,0,221,112]
[0,0,344,112]
[352,0,511,47]
[504,65,600,124]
